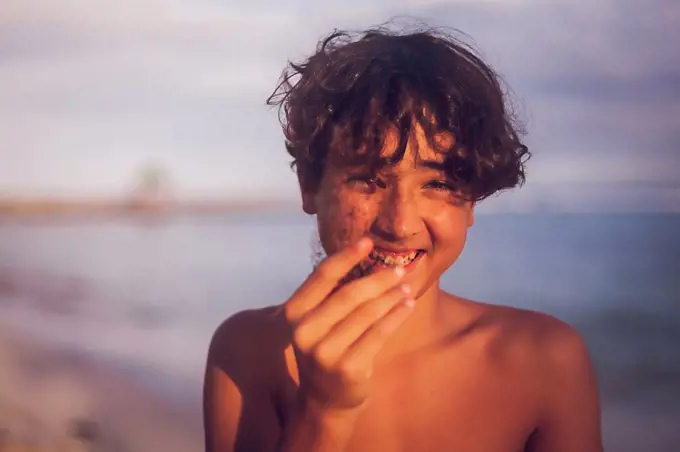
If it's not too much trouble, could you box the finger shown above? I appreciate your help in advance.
[295,268,407,347]
[340,299,415,369]
[303,284,412,359]
[284,237,373,323]
[326,265,406,314]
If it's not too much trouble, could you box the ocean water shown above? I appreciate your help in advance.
[1,211,679,448]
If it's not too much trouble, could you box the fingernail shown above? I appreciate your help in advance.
[401,284,411,294]
[357,237,372,251]
[404,298,415,308]
[394,266,405,277]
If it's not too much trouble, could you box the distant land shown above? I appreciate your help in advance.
[0,196,297,217]
[1,179,679,217]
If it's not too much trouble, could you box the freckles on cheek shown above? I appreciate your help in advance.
[323,194,374,251]
[335,205,371,245]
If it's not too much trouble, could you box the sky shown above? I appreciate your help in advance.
[0,0,679,212]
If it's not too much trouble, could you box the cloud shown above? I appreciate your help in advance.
[402,1,680,158]
[0,0,677,211]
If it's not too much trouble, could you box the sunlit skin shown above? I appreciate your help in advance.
[304,123,474,361]
[203,122,603,452]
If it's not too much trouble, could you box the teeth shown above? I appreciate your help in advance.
[369,250,419,267]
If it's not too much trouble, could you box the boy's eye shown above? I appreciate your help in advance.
[425,180,456,191]
[346,175,385,193]
[425,180,467,205]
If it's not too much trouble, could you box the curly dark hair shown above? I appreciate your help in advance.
[266,24,530,202]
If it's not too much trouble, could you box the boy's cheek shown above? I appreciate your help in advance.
[319,204,374,254]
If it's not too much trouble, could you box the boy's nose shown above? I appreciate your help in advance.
[371,190,421,241]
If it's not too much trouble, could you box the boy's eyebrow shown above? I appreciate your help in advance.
[418,160,448,171]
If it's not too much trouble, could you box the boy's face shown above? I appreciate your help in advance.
[299,122,475,299]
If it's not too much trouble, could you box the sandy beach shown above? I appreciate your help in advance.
[2,325,679,452]
[0,327,203,452]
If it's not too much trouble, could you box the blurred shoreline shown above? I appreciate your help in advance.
[3,197,680,219]
[0,197,296,217]
[0,326,203,452]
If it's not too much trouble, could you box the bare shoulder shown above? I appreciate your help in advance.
[459,300,603,450]
[208,304,288,372]
[456,297,594,373]
[204,305,289,452]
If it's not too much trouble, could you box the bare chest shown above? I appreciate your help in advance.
[337,354,536,452]
[278,328,539,452]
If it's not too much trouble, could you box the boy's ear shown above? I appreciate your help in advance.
[468,202,475,227]
[297,170,317,215]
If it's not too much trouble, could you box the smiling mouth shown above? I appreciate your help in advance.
[359,248,425,273]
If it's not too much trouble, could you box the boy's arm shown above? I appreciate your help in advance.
[203,311,282,452]
[526,322,604,452]
[203,310,359,452]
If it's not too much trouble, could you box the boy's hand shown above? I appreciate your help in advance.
[284,237,414,413]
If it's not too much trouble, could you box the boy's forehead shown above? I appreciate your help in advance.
[380,121,454,166]
[331,134,452,174]
[326,118,456,173]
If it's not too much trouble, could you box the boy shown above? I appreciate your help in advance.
[204,25,603,452]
